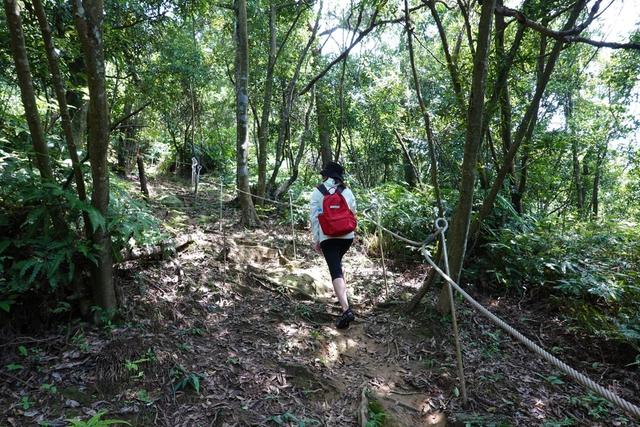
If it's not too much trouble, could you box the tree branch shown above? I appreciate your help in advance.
[298,3,428,96]
[495,3,640,50]
[110,101,150,131]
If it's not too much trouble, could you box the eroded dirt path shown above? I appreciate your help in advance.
[1,178,638,426]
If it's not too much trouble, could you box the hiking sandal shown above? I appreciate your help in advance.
[335,308,355,329]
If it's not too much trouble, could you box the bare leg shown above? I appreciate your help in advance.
[332,278,349,311]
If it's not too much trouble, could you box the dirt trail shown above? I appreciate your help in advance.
[1,178,638,426]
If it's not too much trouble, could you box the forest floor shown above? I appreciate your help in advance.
[1,176,639,427]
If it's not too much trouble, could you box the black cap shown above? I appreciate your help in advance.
[320,161,344,181]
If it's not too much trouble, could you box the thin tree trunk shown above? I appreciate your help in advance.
[468,1,587,246]
[512,145,529,214]
[572,139,584,212]
[234,0,258,226]
[456,0,476,57]
[436,0,496,314]
[426,0,465,111]
[404,0,443,217]
[393,130,421,188]
[268,91,289,193]
[4,0,70,237]
[316,81,332,166]
[274,94,314,198]
[32,0,87,204]
[480,23,526,154]
[137,151,149,200]
[116,103,134,176]
[267,6,321,192]
[72,0,116,313]
[4,0,56,183]
[495,1,517,203]
[335,56,347,161]
[256,2,277,200]
[591,143,607,219]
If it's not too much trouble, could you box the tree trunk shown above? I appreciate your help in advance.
[393,130,420,189]
[4,0,56,183]
[32,0,88,209]
[234,0,258,226]
[274,94,314,198]
[436,0,496,314]
[426,0,465,112]
[4,0,70,236]
[316,82,332,166]
[73,0,117,313]
[468,1,586,246]
[495,1,517,206]
[116,103,136,176]
[591,144,607,219]
[567,96,585,214]
[405,0,443,216]
[512,144,529,215]
[267,91,289,193]
[335,57,347,161]
[256,2,277,200]
[267,7,321,192]
[137,151,149,200]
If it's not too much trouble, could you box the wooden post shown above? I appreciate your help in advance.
[377,205,389,298]
[289,190,297,259]
[194,165,202,201]
[437,219,468,404]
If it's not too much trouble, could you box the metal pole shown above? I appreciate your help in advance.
[220,176,226,288]
[191,157,198,190]
[219,176,223,232]
[377,204,389,298]
[436,218,467,404]
[289,190,297,259]
[195,165,202,201]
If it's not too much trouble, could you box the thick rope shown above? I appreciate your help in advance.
[360,209,434,247]
[421,224,640,420]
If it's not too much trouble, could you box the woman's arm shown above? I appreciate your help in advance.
[309,189,322,243]
[344,188,356,213]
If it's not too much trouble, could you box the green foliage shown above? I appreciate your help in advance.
[356,182,446,258]
[568,394,615,420]
[40,383,58,394]
[0,158,101,310]
[0,151,166,313]
[19,395,31,410]
[477,219,640,348]
[108,178,167,258]
[365,393,387,427]
[170,365,203,394]
[66,411,131,427]
[124,351,155,380]
[267,411,320,426]
[6,363,23,371]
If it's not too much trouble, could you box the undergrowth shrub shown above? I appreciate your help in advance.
[475,218,640,350]
[357,183,449,260]
[0,155,165,318]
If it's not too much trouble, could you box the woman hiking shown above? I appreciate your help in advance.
[309,161,357,329]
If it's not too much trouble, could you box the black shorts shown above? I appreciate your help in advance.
[320,238,353,280]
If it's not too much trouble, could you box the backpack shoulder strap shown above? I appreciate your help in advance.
[336,185,346,194]
[317,184,329,195]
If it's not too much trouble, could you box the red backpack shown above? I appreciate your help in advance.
[317,184,357,236]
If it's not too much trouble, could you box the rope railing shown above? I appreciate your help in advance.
[216,183,639,418]
[364,213,640,420]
